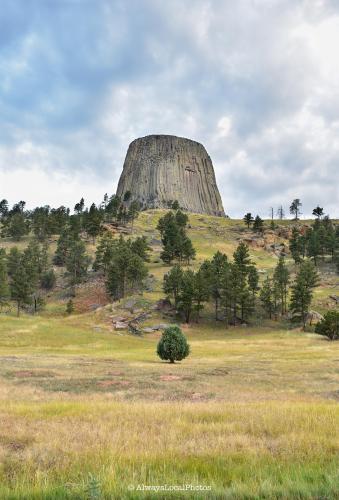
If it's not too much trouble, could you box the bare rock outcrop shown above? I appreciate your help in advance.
[116,135,225,216]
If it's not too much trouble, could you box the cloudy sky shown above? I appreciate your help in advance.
[1,0,339,218]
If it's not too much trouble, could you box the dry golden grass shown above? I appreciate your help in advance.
[0,211,338,498]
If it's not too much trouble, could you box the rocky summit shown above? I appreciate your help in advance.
[116,134,225,216]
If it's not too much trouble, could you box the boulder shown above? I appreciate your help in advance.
[306,310,324,325]
[114,322,129,330]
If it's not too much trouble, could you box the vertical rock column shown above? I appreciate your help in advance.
[116,134,225,216]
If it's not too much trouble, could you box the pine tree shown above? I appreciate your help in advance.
[0,199,8,218]
[31,206,52,241]
[130,236,151,262]
[106,238,148,300]
[163,265,183,308]
[85,203,103,243]
[260,277,274,319]
[127,200,140,229]
[193,269,210,321]
[233,242,251,275]
[7,213,29,240]
[243,213,254,228]
[0,250,10,310]
[74,197,85,215]
[157,210,195,265]
[312,206,324,219]
[289,227,302,264]
[125,253,148,291]
[41,269,56,290]
[93,232,115,272]
[181,236,196,264]
[7,247,21,277]
[248,265,259,298]
[289,199,302,220]
[54,228,74,266]
[10,253,32,316]
[253,215,264,233]
[324,224,337,260]
[307,230,320,265]
[66,240,91,286]
[290,260,318,329]
[105,195,121,221]
[175,210,188,228]
[157,326,190,363]
[219,259,232,326]
[273,256,290,314]
[209,251,228,321]
[177,269,195,323]
[231,243,254,323]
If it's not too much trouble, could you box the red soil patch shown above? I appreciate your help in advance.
[97,380,119,387]
[159,375,182,381]
[73,277,110,313]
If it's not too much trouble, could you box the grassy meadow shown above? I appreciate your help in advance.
[0,211,338,498]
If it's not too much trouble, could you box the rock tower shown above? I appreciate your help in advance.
[116,134,225,216]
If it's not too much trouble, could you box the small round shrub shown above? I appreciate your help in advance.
[157,326,190,363]
[66,299,74,315]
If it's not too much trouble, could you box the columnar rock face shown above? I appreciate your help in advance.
[116,135,225,216]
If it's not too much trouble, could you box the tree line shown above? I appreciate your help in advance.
[0,192,141,242]
[163,244,320,330]
[289,217,339,269]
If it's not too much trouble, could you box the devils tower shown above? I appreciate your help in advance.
[116,135,225,216]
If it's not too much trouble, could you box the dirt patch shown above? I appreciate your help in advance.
[159,375,182,381]
[11,370,55,378]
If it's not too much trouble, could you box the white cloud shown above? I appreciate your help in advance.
[217,116,232,138]
[0,0,339,217]
[0,166,107,209]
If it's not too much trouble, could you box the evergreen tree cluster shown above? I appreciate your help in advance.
[104,193,140,227]
[164,241,320,330]
[94,233,150,300]
[0,192,141,245]
[0,241,55,315]
[243,213,264,232]
[53,223,91,286]
[164,243,260,325]
[289,217,339,268]
[157,209,196,264]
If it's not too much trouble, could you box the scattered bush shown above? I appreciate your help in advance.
[157,326,190,363]
[315,311,339,340]
[66,299,74,315]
